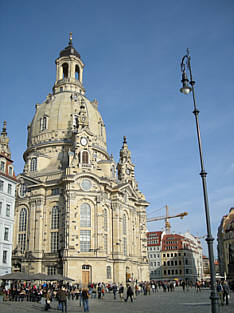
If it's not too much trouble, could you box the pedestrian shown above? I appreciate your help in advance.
[81,288,90,312]
[222,281,230,305]
[119,284,124,302]
[125,285,134,302]
[112,283,117,300]
[97,284,102,299]
[181,281,185,292]
[216,281,224,305]
[57,286,67,313]
[44,289,51,311]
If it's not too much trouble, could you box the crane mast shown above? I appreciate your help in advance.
[147,205,188,234]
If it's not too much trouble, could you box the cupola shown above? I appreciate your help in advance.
[53,33,85,95]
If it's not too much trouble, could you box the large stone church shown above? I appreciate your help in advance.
[12,34,149,285]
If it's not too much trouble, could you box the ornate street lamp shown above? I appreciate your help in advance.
[180,49,219,313]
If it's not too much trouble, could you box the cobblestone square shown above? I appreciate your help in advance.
[0,288,233,313]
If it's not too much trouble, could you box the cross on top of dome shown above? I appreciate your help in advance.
[59,33,81,59]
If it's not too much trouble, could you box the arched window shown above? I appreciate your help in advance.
[30,158,37,171]
[62,63,68,79]
[40,116,47,131]
[75,65,80,80]
[19,208,27,232]
[82,151,89,164]
[20,184,27,197]
[123,213,127,235]
[80,203,91,227]
[51,206,59,229]
[106,266,112,279]
[104,209,108,231]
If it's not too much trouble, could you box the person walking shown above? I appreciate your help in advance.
[57,286,67,313]
[44,289,51,311]
[125,285,134,302]
[222,281,230,305]
[216,281,224,305]
[112,283,117,300]
[81,288,90,312]
[119,284,124,302]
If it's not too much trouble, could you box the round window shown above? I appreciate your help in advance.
[81,178,92,191]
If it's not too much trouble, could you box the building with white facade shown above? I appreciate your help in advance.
[147,231,165,280]
[147,230,203,282]
[0,122,17,275]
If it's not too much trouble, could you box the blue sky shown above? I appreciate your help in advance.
[1,0,234,256]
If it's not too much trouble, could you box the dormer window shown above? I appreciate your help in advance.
[8,166,13,176]
[30,157,37,172]
[40,116,47,131]
[0,161,5,172]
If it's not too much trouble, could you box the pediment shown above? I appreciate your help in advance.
[17,173,41,186]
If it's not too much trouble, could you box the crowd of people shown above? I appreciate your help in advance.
[0,279,231,311]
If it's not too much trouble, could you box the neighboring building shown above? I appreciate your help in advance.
[217,208,234,284]
[0,122,17,275]
[202,255,210,280]
[161,233,203,282]
[147,230,203,282]
[147,231,165,280]
[12,34,149,285]
[182,232,203,281]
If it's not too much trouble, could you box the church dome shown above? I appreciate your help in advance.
[27,93,106,150]
[24,35,108,165]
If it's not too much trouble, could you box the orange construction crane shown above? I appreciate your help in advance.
[147,205,188,234]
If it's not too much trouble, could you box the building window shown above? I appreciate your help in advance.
[20,184,27,197]
[6,204,10,217]
[107,266,112,279]
[7,184,12,195]
[0,201,2,215]
[47,266,56,275]
[104,234,108,253]
[51,232,59,253]
[104,209,107,231]
[2,250,7,264]
[80,230,91,252]
[19,208,27,231]
[40,116,47,131]
[51,206,59,229]
[30,158,37,171]
[0,161,5,172]
[8,166,13,176]
[80,203,91,227]
[164,270,166,275]
[123,237,127,256]
[123,214,127,235]
[18,233,26,253]
[4,228,9,241]
[82,151,89,164]
[51,188,59,195]
[0,180,3,191]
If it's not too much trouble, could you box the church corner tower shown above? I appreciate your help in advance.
[12,34,149,284]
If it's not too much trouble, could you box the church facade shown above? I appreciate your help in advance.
[12,34,149,285]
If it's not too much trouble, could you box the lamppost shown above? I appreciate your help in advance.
[180,49,219,313]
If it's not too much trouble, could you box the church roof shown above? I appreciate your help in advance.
[59,33,81,58]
